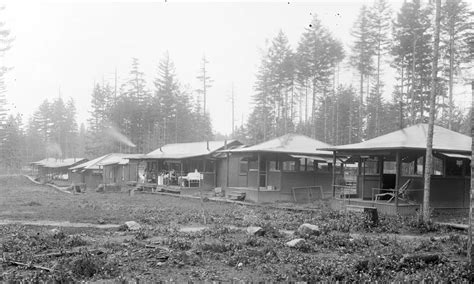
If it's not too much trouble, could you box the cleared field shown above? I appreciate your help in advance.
[0,175,472,281]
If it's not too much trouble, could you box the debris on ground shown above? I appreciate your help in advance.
[246,226,265,236]
[297,223,321,237]
[285,238,305,248]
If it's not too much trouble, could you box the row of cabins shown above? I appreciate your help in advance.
[31,123,471,216]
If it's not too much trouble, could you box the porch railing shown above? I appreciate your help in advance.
[371,187,424,204]
[291,186,324,203]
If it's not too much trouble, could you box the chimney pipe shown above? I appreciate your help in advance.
[207,140,210,151]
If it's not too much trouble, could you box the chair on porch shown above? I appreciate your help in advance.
[374,179,412,203]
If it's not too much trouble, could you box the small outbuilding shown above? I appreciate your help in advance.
[323,123,471,215]
[221,134,343,203]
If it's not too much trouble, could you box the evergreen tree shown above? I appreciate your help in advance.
[0,114,23,171]
[296,15,344,140]
[392,0,435,125]
[267,30,295,135]
[196,55,213,115]
[439,0,473,129]
[367,0,392,138]
[248,49,275,143]
[118,58,150,153]
[350,5,375,140]
[0,6,14,165]
[86,83,114,156]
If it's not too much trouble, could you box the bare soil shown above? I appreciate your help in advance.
[0,175,472,282]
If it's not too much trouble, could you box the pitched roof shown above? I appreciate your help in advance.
[145,140,241,159]
[99,154,144,166]
[226,134,333,156]
[33,158,87,169]
[69,153,129,171]
[322,124,471,154]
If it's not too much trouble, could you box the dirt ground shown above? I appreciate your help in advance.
[0,175,472,281]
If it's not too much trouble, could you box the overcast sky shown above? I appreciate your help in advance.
[4,0,469,136]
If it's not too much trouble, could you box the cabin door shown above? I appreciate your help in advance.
[259,158,267,188]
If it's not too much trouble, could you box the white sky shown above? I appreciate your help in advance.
[3,0,469,135]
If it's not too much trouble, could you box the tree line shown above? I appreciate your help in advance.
[235,0,473,145]
[0,0,473,171]
[0,52,214,168]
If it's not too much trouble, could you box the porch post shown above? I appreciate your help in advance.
[332,151,337,198]
[257,152,261,203]
[379,156,384,189]
[226,153,230,188]
[395,151,401,211]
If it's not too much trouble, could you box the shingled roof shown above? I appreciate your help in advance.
[226,134,333,157]
[144,140,241,160]
[321,124,471,154]
[32,158,87,169]
[69,153,129,171]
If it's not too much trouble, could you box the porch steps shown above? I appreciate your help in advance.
[228,191,246,201]
[346,205,377,213]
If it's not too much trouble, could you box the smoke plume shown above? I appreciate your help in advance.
[105,125,136,148]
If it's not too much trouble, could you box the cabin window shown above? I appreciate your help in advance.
[239,160,248,174]
[383,161,396,174]
[402,156,423,176]
[316,162,331,172]
[269,160,279,171]
[433,156,444,176]
[364,158,379,175]
[282,161,296,171]
[299,158,306,171]
[307,160,315,171]
[248,160,258,171]
[445,158,464,176]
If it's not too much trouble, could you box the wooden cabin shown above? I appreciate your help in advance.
[323,124,471,215]
[32,158,87,183]
[221,134,343,203]
[101,155,141,188]
[69,153,131,190]
[135,140,243,190]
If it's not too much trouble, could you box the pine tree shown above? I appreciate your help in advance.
[248,49,275,143]
[367,0,392,138]
[297,15,344,139]
[86,83,113,156]
[196,55,213,115]
[392,0,435,125]
[439,0,473,129]
[154,52,180,145]
[267,30,295,136]
[0,6,14,162]
[350,5,375,140]
[119,58,150,153]
[0,114,23,171]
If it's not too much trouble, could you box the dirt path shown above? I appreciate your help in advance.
[0,219,119,229]
[23,175,72,194]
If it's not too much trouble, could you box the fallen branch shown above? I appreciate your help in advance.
[35,249,104,258]
[3,260,53,272]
